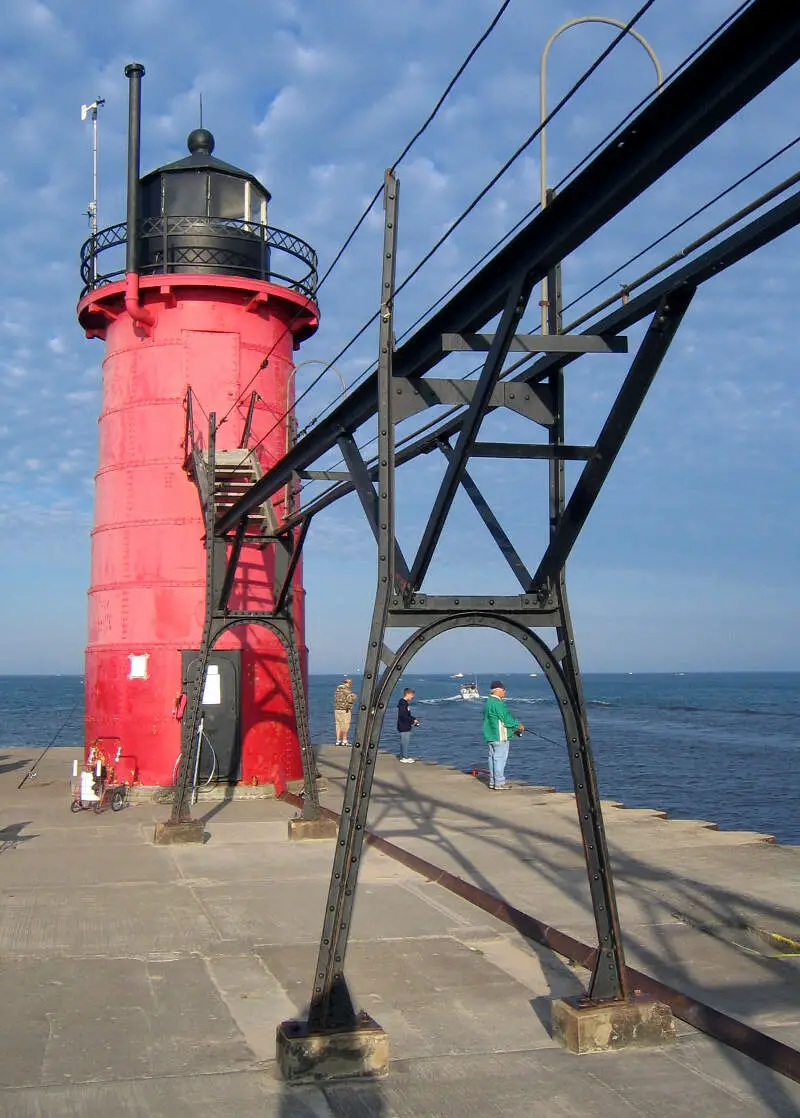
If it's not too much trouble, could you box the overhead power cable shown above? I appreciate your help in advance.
[215,0,517,439]
[235,0,772,521]
[287,159,800,518]
[560,132,800,322]
[267,0,659,464]
[392,0,658,301]
[549,0,751,203]
[284,0,759,449]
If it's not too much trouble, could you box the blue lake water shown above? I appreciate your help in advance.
[1,672,797,844]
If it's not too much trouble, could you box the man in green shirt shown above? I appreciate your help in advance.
[482,680,524,790]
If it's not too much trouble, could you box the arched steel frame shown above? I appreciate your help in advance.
[307,611,627,1030]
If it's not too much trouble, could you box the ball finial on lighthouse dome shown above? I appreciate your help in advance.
[187,128,215,156]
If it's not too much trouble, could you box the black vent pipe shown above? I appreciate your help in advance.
[124,62,145,275]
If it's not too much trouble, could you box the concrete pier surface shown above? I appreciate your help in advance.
[1,744,799,1116]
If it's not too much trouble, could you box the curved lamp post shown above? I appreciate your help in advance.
[285,358,347,450]
[283,358,347,515]
[539,16,663,332]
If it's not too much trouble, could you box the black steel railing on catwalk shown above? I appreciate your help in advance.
[79,217,318,299]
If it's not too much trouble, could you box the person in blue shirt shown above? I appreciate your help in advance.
[482,680,524,790]
[396,687,420,763]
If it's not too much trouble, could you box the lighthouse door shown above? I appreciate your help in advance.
[182,650,241,783]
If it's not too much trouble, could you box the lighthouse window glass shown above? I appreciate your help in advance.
[210,174,246,220]
[251,189,267,227]
[164,171,208,217]
[140,178,161,220]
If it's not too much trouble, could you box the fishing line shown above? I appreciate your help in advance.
[522,725,565,749]
[17,699,80,790]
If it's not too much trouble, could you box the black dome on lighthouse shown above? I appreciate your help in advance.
[187,127,214,155]
[141,129,271,201]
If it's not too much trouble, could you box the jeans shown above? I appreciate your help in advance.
[399,730,412,758]
[487,740,509,787]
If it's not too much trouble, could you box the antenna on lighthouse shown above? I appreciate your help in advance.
[81,96,105,282]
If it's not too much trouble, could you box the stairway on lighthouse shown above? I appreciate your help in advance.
[203,447,279,541]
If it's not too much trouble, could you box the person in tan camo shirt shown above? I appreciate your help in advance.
[333,677,358,745]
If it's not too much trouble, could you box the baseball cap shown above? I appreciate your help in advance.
[490,680,505,690]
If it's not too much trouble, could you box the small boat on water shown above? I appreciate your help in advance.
[451,672,464,679]
[459,678,480,700]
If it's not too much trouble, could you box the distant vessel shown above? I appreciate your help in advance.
[451,672,464,679]
[529,673,538,677]
[460,678,480,700]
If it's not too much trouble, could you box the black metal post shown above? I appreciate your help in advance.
[123,63,144,275]
[273,519,310,617]
[170,412,218,824]
[531,289,696,592]
[542,258,627,998]
[307,170,400,1030]
[240,391,258,448]
[218,518,247,612]
[275,617,320,819]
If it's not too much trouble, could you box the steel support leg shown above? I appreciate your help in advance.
[306,171,400,1031]
[169,412,219,826]
[279,619,320,819]
[544,260,627,998]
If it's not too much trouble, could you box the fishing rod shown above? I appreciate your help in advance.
[17,700,80,790]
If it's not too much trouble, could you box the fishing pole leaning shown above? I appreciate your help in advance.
[17,701,79,790]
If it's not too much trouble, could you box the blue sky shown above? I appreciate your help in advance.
[0,0,798,674]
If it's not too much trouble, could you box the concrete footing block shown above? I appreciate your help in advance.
[287,816,339,841]
[276,1013,388,1082]
[153,820,205,845]
[551,995,676,1054]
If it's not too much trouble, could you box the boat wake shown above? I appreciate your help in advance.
[420,694,478,704]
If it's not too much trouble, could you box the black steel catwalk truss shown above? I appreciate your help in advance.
[162,0,800,1032]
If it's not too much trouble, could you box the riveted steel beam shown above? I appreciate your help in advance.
[441,332,627,354]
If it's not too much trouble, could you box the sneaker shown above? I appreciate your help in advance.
[342,740,350,747]
[488,783,495,789]
[492,783,506,791]
[399,757,416,764]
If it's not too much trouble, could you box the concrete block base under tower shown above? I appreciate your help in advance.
[551,995,676,1053]
[287,816,339,841]
[276,1014,388,1082]
[153,820,205,845]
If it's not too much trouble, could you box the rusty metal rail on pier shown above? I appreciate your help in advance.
[282,790,800,1086]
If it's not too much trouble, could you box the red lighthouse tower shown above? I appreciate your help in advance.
[77,64,318,790]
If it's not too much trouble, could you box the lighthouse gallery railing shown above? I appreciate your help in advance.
[80,216,318,299]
